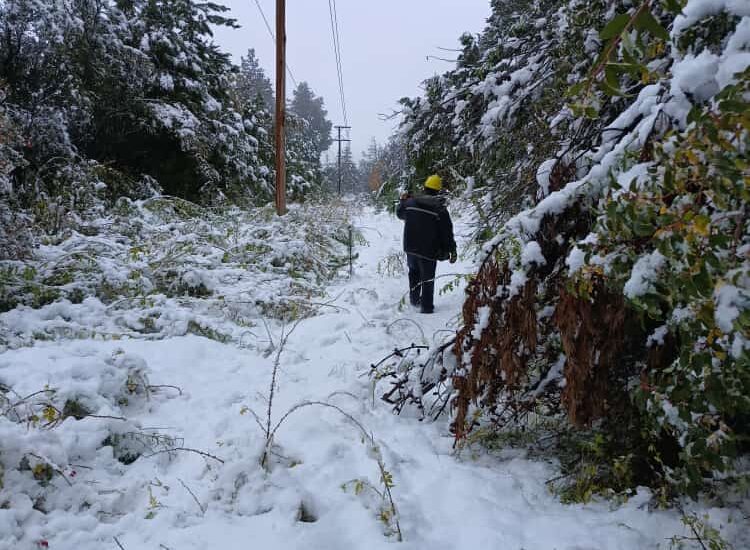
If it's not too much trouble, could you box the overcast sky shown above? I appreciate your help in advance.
[212,0,490,159]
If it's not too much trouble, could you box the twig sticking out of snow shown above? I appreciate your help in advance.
[178,478,206,515]
[142,447,224,464]
[263,400,403,542]
[148,384,184,396]
[263,318,305,446]
[250,317,403,541]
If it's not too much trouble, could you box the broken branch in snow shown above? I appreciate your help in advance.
[148,384,184,396]
[365,345,430,377]
[142,447,224,464]
[371,340,456,420]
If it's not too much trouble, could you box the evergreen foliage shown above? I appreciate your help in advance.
[322,143,361,195]
[290,82,334,157]
[0,0,333,257]
[234,48,274,111]
[0,0,271,207]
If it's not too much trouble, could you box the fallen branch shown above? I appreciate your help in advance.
[142,447,224,464]
[372,339,457,419]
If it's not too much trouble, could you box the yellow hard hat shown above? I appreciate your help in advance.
[424,174,442,191]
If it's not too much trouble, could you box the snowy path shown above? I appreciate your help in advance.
[0,208,727,549]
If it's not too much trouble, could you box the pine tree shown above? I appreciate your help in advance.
[290,82,333,157]
[286,113,322,199]
[338,145,359,194]
[0,0,277,207]
[234,48,274,111]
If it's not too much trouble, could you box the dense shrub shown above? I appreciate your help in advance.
[383,0,750,498]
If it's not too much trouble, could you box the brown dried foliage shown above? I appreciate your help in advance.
[451,263,634,439]
[555,281,627,427]
[452,259,539,438]
[448,159,639,440]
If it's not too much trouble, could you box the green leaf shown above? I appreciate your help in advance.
[620,29,639,57]
[720,99,749,114]
[584,105,599,118]
[634,9,669,41]
[600,13,631,40]
[603,65,624,96]
[694,264,713,298]
[633,218,654,237]
[598,79,622,97]
[662,0,685,15]
[687,106,704,125]
[566,81,587,98]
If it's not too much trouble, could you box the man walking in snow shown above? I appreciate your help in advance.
[396,174,457,314]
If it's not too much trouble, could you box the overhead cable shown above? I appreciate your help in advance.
[251,0,298,88]
[327,0,348,126]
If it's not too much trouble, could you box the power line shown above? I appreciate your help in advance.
[327,0,348,126]
[332,0,347,123]
[332,0,348,126]
[252,0,298,88]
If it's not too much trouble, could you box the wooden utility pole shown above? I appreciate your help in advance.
[274,0,286,215]
[334,125,351,195]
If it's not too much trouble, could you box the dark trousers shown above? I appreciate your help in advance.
[407,254,437,311]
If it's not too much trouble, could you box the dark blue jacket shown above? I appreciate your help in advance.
[396,194,457,261]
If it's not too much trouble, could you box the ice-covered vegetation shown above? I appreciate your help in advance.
[0,194,371,549]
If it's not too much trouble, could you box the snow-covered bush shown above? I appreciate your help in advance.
[398,0,617,232]
[0,348,185,544]
[575,68,750,495]
[0,198,356,348]
[383,0,750,498]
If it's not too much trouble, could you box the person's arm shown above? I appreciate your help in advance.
[440,208,458,262]
[396,193,411,220]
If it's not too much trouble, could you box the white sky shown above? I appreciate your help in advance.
[212,0,490,159]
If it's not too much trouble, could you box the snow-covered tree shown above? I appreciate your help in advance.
[290,82,333,157]
[286,113,324,199]
[234,48,274,111]
[0,0,277,210]
[387,0,750,498]
[322,144,360,195]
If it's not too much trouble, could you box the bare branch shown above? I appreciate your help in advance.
[178,478,206,515]
[142,447,224,464]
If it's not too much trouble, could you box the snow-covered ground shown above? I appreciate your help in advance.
[0,206,744,549]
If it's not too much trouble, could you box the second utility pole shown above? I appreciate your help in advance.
[274,0,286,215]
[334,125,351,195]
